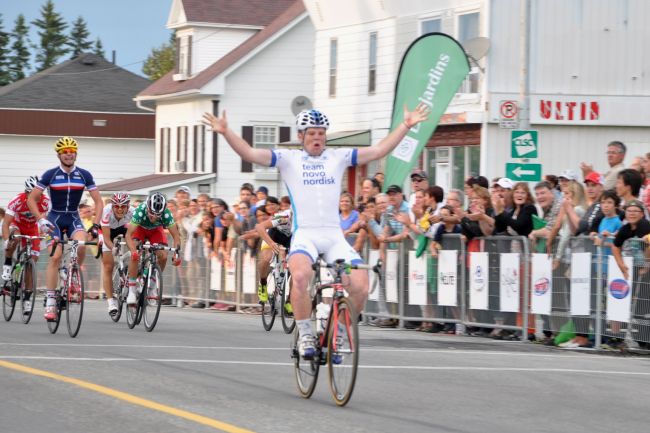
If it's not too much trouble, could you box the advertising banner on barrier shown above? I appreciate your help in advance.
[606,255,633,322]
[499,253,520,312]
[570,253,592,315]
[469,252,489,310]
[408,251,428,305]
[531,254,552,315]
[438,249,458,306]
[383,33,470,189]
[210,256,222,291]
[368,249,380,301]
[242,251,256,295]
[386,249,399,303]
[225,248,237,292]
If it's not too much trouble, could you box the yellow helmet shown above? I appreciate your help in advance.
[54,136,78,153]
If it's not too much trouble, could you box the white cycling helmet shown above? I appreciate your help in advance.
[296,109,330,132]
[24,176,39,192]
[146,192,167,216]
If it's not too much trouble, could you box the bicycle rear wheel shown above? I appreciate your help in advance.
[261,273,277,331]
[143,265,162,332]
[2,281,16,321]
[20,260,37,324]
[281,273,295,334]
[111,267,126,323]
[327,297,359,406]
[65,265,84,338]
[293,328,320,399]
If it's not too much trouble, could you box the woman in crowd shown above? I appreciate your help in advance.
[339,192,360,245]
[494,182,538,236]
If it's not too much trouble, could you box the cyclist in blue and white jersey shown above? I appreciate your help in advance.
[27,136,104,322]
[203,105,429,357]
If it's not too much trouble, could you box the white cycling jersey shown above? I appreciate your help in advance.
[270,148,358,230]
[100,204,135,229]
[269,147,361,264]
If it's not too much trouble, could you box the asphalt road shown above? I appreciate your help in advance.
[1,301,649,433]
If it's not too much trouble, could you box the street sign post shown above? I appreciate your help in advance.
[499,100,519,129]
[505,162,542,182]
[511,130,538,158]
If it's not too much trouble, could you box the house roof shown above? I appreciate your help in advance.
[0,53,152,113]
[138,0,305,99]
[181,0,299,26]
[98,173,216,193]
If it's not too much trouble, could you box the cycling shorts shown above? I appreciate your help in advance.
[132,225,167,246]
[268,228,292,250]
[46,211,85,245]
[9,223,41,256]
[102,226,129,252]
[289,227,362,265]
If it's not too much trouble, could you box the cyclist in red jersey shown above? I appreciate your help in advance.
[2,176,50,315]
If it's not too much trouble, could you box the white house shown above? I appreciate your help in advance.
[304,0,650,193]
[132,0,315,203]
[0,53,155,207]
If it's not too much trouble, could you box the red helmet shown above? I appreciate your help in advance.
[111,191,130,206]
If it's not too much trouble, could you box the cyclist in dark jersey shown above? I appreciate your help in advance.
[28,137,103,322]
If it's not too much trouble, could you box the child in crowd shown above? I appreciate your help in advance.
[430,205,461,257]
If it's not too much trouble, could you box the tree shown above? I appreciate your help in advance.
[142,37,176,81]
[93,37,105,58]
[32,0,69,71]
[68,16,91,58]
[0,14,11,86]
[9,14,31,82]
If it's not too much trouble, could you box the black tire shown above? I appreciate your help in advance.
[261,273,277,331]
[126,284,139,329]
[20,260,37,324]
[66,265,84,338]
[2,280,16,321]
[47,294,62,334]
[293,327,320,399]
[143,265,162,332]
[327,297,359,406]
[111,267,126,323]
[281,273,296,334]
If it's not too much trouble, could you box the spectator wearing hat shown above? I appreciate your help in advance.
[571,172,609,236]
[409,169,430,208]
[581,141,627,190]
[491,178,514,233]
[175,185,192,202]
[558,169,579,193]
[378,185,410,248]
[256,186,269,207]
[464,175,489,202]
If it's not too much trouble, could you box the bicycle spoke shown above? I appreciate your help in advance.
[281,273,295,334]
[143,265,162,332]
[293,328,320,398]
[66,266,84,338]
[261,273,277,331]
[2,280,16,321]
[20,260,37,324]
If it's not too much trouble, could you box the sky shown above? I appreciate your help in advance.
[0,0,173,77]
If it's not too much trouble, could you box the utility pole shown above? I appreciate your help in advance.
[519,0,531,130]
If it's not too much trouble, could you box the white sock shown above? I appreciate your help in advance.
[297,319,313,338]
[46,290,56,307]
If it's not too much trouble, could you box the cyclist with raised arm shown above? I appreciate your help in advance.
[2,176,50,315]
[203,104,429,358]
[100,192,135,316]
[28,137,103,322]
[125,192,181,306]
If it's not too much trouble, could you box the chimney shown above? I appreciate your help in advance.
[112,50,116,64]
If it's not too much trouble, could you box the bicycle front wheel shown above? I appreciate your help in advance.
[66,266,84,338]
[47,294,62,334]
[143,265,162,332]
[327,297,359,406]
[281,273,295,334]
[293,328,320,399]
[261,272,277,331]
[20,260,37,324]
[2,281,16,321]
[111,267,126,323]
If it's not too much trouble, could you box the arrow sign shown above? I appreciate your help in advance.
[511,130,538,158]
[506,163,542,182]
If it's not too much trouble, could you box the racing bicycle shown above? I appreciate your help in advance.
[292,258,381,406]
[126,241,177,332]
[261,247,295,333]
[47,239,101,337]
[109,235,130,322]
[2,234,44,324]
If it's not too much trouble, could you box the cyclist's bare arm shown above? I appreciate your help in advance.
[125,224,138,254]
[88,189,103,225]
[167,224,181,251]
[255,219,280,254]
[2,214,13,242]
[101,226,113,250]
[26,188,45,221]
[356,103,430,166]
[203,111,273,166]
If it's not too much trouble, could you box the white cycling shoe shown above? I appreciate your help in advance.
[1,265,11,281]
[126,290,137,306]
[298,334,317,360]
[107,298,119,315]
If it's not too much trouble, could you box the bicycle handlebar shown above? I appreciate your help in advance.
[140,243,178,253]
[49,239,102,259]
[9,235,46,241]
[312,259,382,273]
